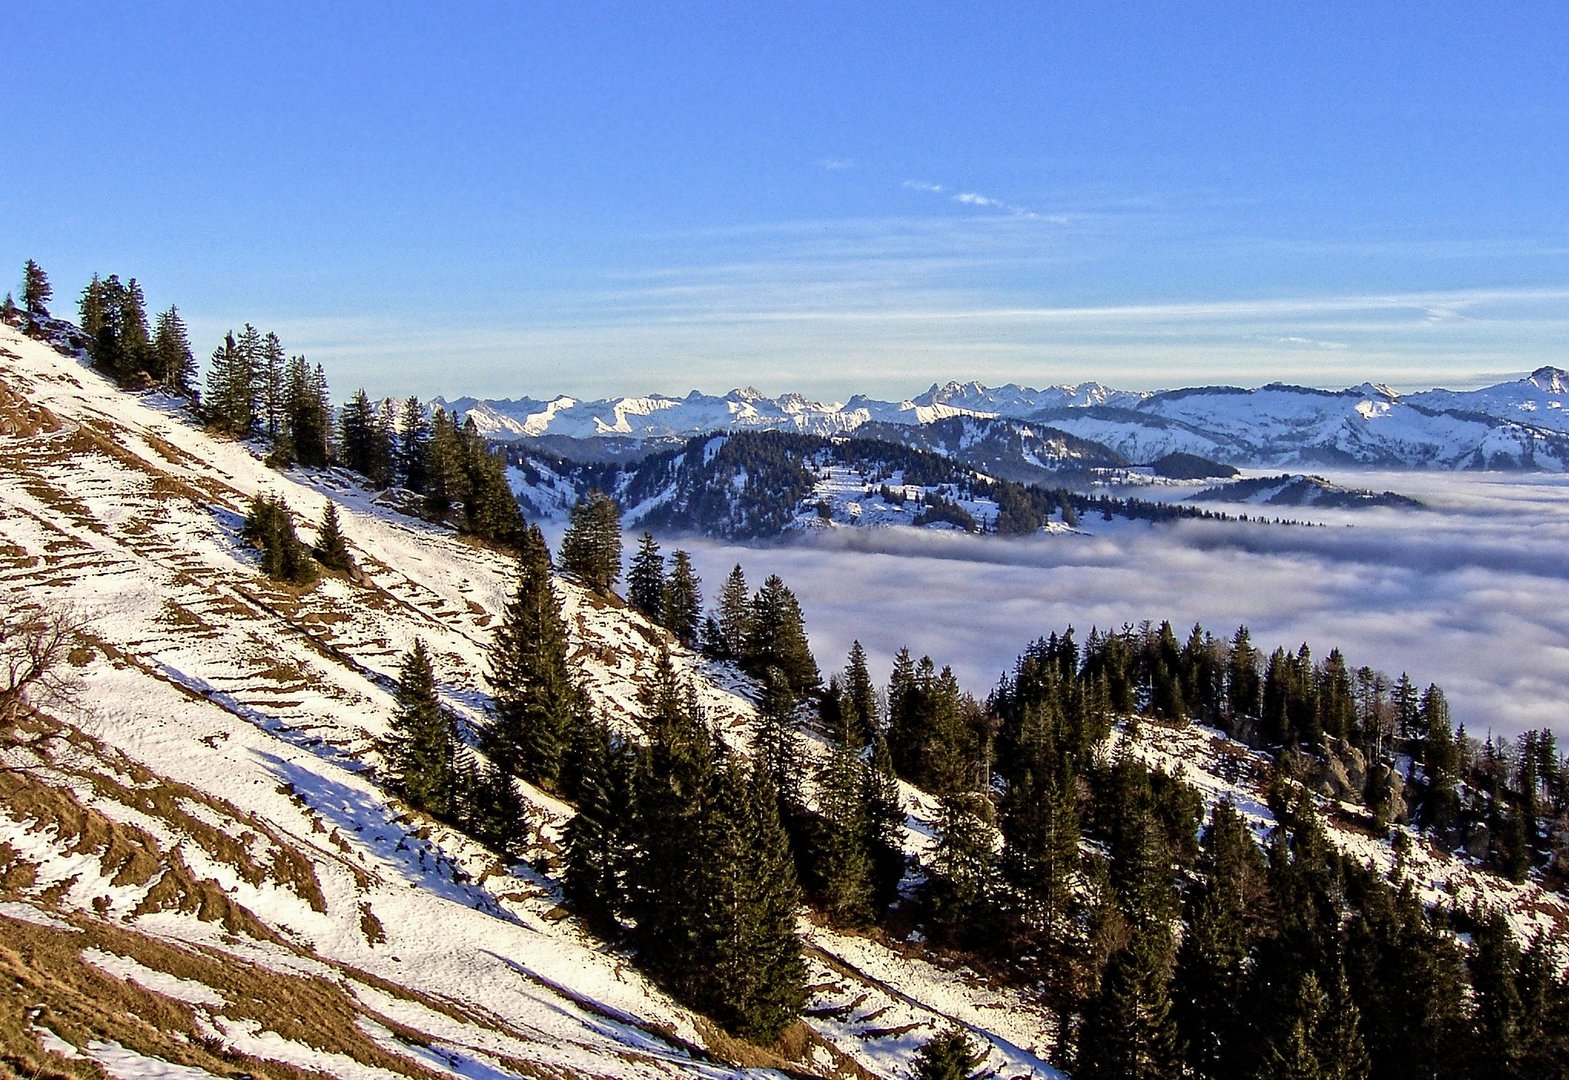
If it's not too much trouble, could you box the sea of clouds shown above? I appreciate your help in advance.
[666,471,1569,744]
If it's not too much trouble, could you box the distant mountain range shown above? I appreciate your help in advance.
[442,368,1569,471]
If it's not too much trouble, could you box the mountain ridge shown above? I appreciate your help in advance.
[445,370,1569,471]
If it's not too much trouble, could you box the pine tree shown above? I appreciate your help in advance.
[118,279,151,379]
[260,331,286,440]
[627,532,665,619]
[712,564,751,660]
[813,703,876,927]
[484,526,582,792]
[21,260,51,319]
[241,494,318,585]
[863,732,907,911]
[626,654,720,987]
[754,667,803,808]
[1172,798,1266,1079]
[381,640,460,818]
[562,716,625,936]
[397,396,431,492]
[696,756,806,1042]
[339,389,393,486]
[661,550,702,648]
[843,640,880,746]
[913,1028,984,1080]
[560,490,622,594]
[150,306,196,395]
[745,574,820,696]
[999,753,1079,948]
[314,502,355,574]
[468,760,529,858]
[924,791,999,947]
[281,357,332,468]
[1074,924,1179,1080]
[205,332,257,435]
[455,417,524,545]
[423,407,466,521]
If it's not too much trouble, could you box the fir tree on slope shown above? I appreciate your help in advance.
[484,525,582,793]
[710,563,751,660]
[913,1028,985,1080]
[314,502,355,574]
[150,306,196,395]
[661,549,702,649]
[21,260,51,321]
[560,490,622,594]
[205,331,257,435]
[241,493,318,585]
[627,532,665,620]
[744,574,820,696]
[381,640,460,819]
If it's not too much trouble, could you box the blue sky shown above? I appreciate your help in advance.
[7,2,1568,400]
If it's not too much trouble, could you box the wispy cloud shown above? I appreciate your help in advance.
[818,158,857,171]
[905,177,1065,223]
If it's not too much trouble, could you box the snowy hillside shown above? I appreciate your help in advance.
[2,319,1567,1079]
[0,321,1074,1080]
[451,375,1569,471]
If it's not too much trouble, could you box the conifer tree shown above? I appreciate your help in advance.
[279,356,332,467]
[21,260,50,319]
[381,640,459,818]
[999,750,1079,947]
[314,502,355,574]
[423,407,466,521]
[745,574,820,696]
[696,756,806,1042]
[397,396,430,492]
[627,532,665,620]
[862,732,907,911]
[453,417,524,545]
[713,564,751,660]
[468,759,528,858]
[812,703,876,927]
[626,651,719,987]
[241,493,318,584]
[484,525,582,792]
[924,791,999,946]
[118,279,151,379]
[754,667,803,808]
[661,550,702,649]
[1075,924,1179,1080]
[205,331,257,435]
[1172,798,1266,1079]
[150,306,196,395]
[560,490,622,594]
[562,716,625,936]
[339,389,393,486]
[912,1028,984,1080]
[260,331,286,439]
[843,640,880,746]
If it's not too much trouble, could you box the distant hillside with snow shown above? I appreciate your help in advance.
[447,370,1569,471]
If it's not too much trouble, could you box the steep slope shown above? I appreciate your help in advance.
[1408,366,1569,433]
[0,323,1069,1079]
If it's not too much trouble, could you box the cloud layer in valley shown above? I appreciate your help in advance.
[664,471,1569,744]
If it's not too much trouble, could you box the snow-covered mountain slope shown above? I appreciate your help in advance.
[508,432,1224,539]
[452,374,1569,471]
[443,381,1141,443]
[3,320,1566,1079]
[0,322,1071,1080]
[1406,366,1569,434]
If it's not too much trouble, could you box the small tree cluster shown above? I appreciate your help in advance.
[241,494,318,585]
